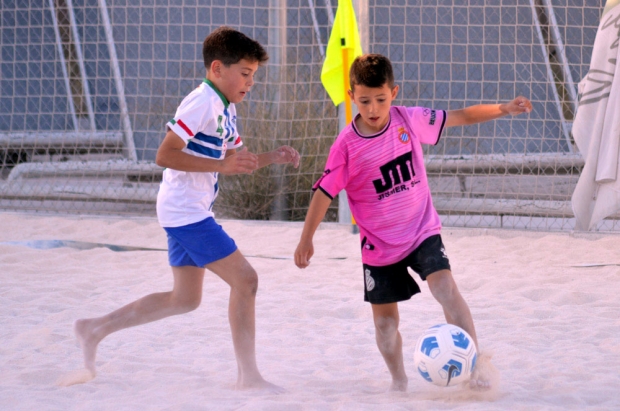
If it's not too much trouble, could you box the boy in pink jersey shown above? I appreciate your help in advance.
[294,54,532,391]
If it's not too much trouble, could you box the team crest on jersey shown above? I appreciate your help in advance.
[398,127,409,144]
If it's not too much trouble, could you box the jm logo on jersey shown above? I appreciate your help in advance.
[373,151,417,200]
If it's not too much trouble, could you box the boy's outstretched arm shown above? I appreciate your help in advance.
[445,96,532,128]
[294,189,332,268]
[256,146,300,169]
[156,130,259,174]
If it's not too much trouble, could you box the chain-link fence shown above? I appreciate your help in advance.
[1,0,613,230]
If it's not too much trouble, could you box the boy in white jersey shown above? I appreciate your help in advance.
[74,27,299,392]
[294,54,531,391]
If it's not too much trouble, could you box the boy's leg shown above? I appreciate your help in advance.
[75,265,205,375]
[426,269,495,389]
[205,249,283,393]
[371,302,408,392]
[425,269,477,346]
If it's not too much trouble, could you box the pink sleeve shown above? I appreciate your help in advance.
[312,143,348,199]
[405,107,446,145]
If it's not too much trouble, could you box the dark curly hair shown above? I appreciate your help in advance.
[203,26,268,68]
[349,54,395,91]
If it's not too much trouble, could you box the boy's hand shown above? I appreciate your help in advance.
[221,147,259,175]
[294,239,314,268]
[501,96,532,115]
[272,146,300,168]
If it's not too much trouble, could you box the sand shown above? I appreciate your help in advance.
[1,212,619,410]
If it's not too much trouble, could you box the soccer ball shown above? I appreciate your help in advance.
[413,324,477,387]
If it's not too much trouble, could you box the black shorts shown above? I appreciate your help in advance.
[362,235,451,304]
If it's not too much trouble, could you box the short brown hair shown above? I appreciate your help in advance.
[202,26,268,69]
[349,54,395,91]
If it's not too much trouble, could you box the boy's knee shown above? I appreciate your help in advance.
[172,293,202,313]
[235,267,259,295]
[374,314,399,336]
[427,270,457,302]
[185,295,202,312]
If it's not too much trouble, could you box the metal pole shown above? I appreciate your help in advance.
[529,0,574,152]
[308,0,325,57]
[48,0,79,131]
[269,0,288,220]
[543,0,579,113]
[66,0,97,131]
[98,0,137,161]
[324,0,335,24]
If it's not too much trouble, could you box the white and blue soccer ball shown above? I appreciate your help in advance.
[413,324,477,387]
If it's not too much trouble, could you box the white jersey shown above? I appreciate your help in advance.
[157,79,243,227]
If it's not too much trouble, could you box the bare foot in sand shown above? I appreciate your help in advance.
[469,351,499,391]
[74,318,101,376]
[389,377,408,392]
[56,368,95,387]
[235,377,286,394]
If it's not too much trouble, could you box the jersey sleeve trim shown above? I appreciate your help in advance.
[176,119,194,137]
[168,118,194,141]
[435,109,447,145]
[315,185,334,200]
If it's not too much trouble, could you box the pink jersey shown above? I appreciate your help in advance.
[314,106,446,266]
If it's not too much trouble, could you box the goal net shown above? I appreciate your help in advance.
[0,0,611,231]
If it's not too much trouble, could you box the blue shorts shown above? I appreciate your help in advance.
[163,217,237,267]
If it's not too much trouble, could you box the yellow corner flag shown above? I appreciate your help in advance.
[321,0,363,120]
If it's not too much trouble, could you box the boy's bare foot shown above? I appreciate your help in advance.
[74,319,100,376]
[235,377,286,394]
[389,377,408,392]
[468,351,498,391]
[56,368,95,387]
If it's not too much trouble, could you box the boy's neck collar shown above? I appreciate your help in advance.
[203,78,230,108]
[352,113,391,138]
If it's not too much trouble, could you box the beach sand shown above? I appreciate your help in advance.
[1,212,619,410]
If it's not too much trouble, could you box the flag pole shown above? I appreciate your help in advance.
[341,45,358,233]
[341,46,352,124]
